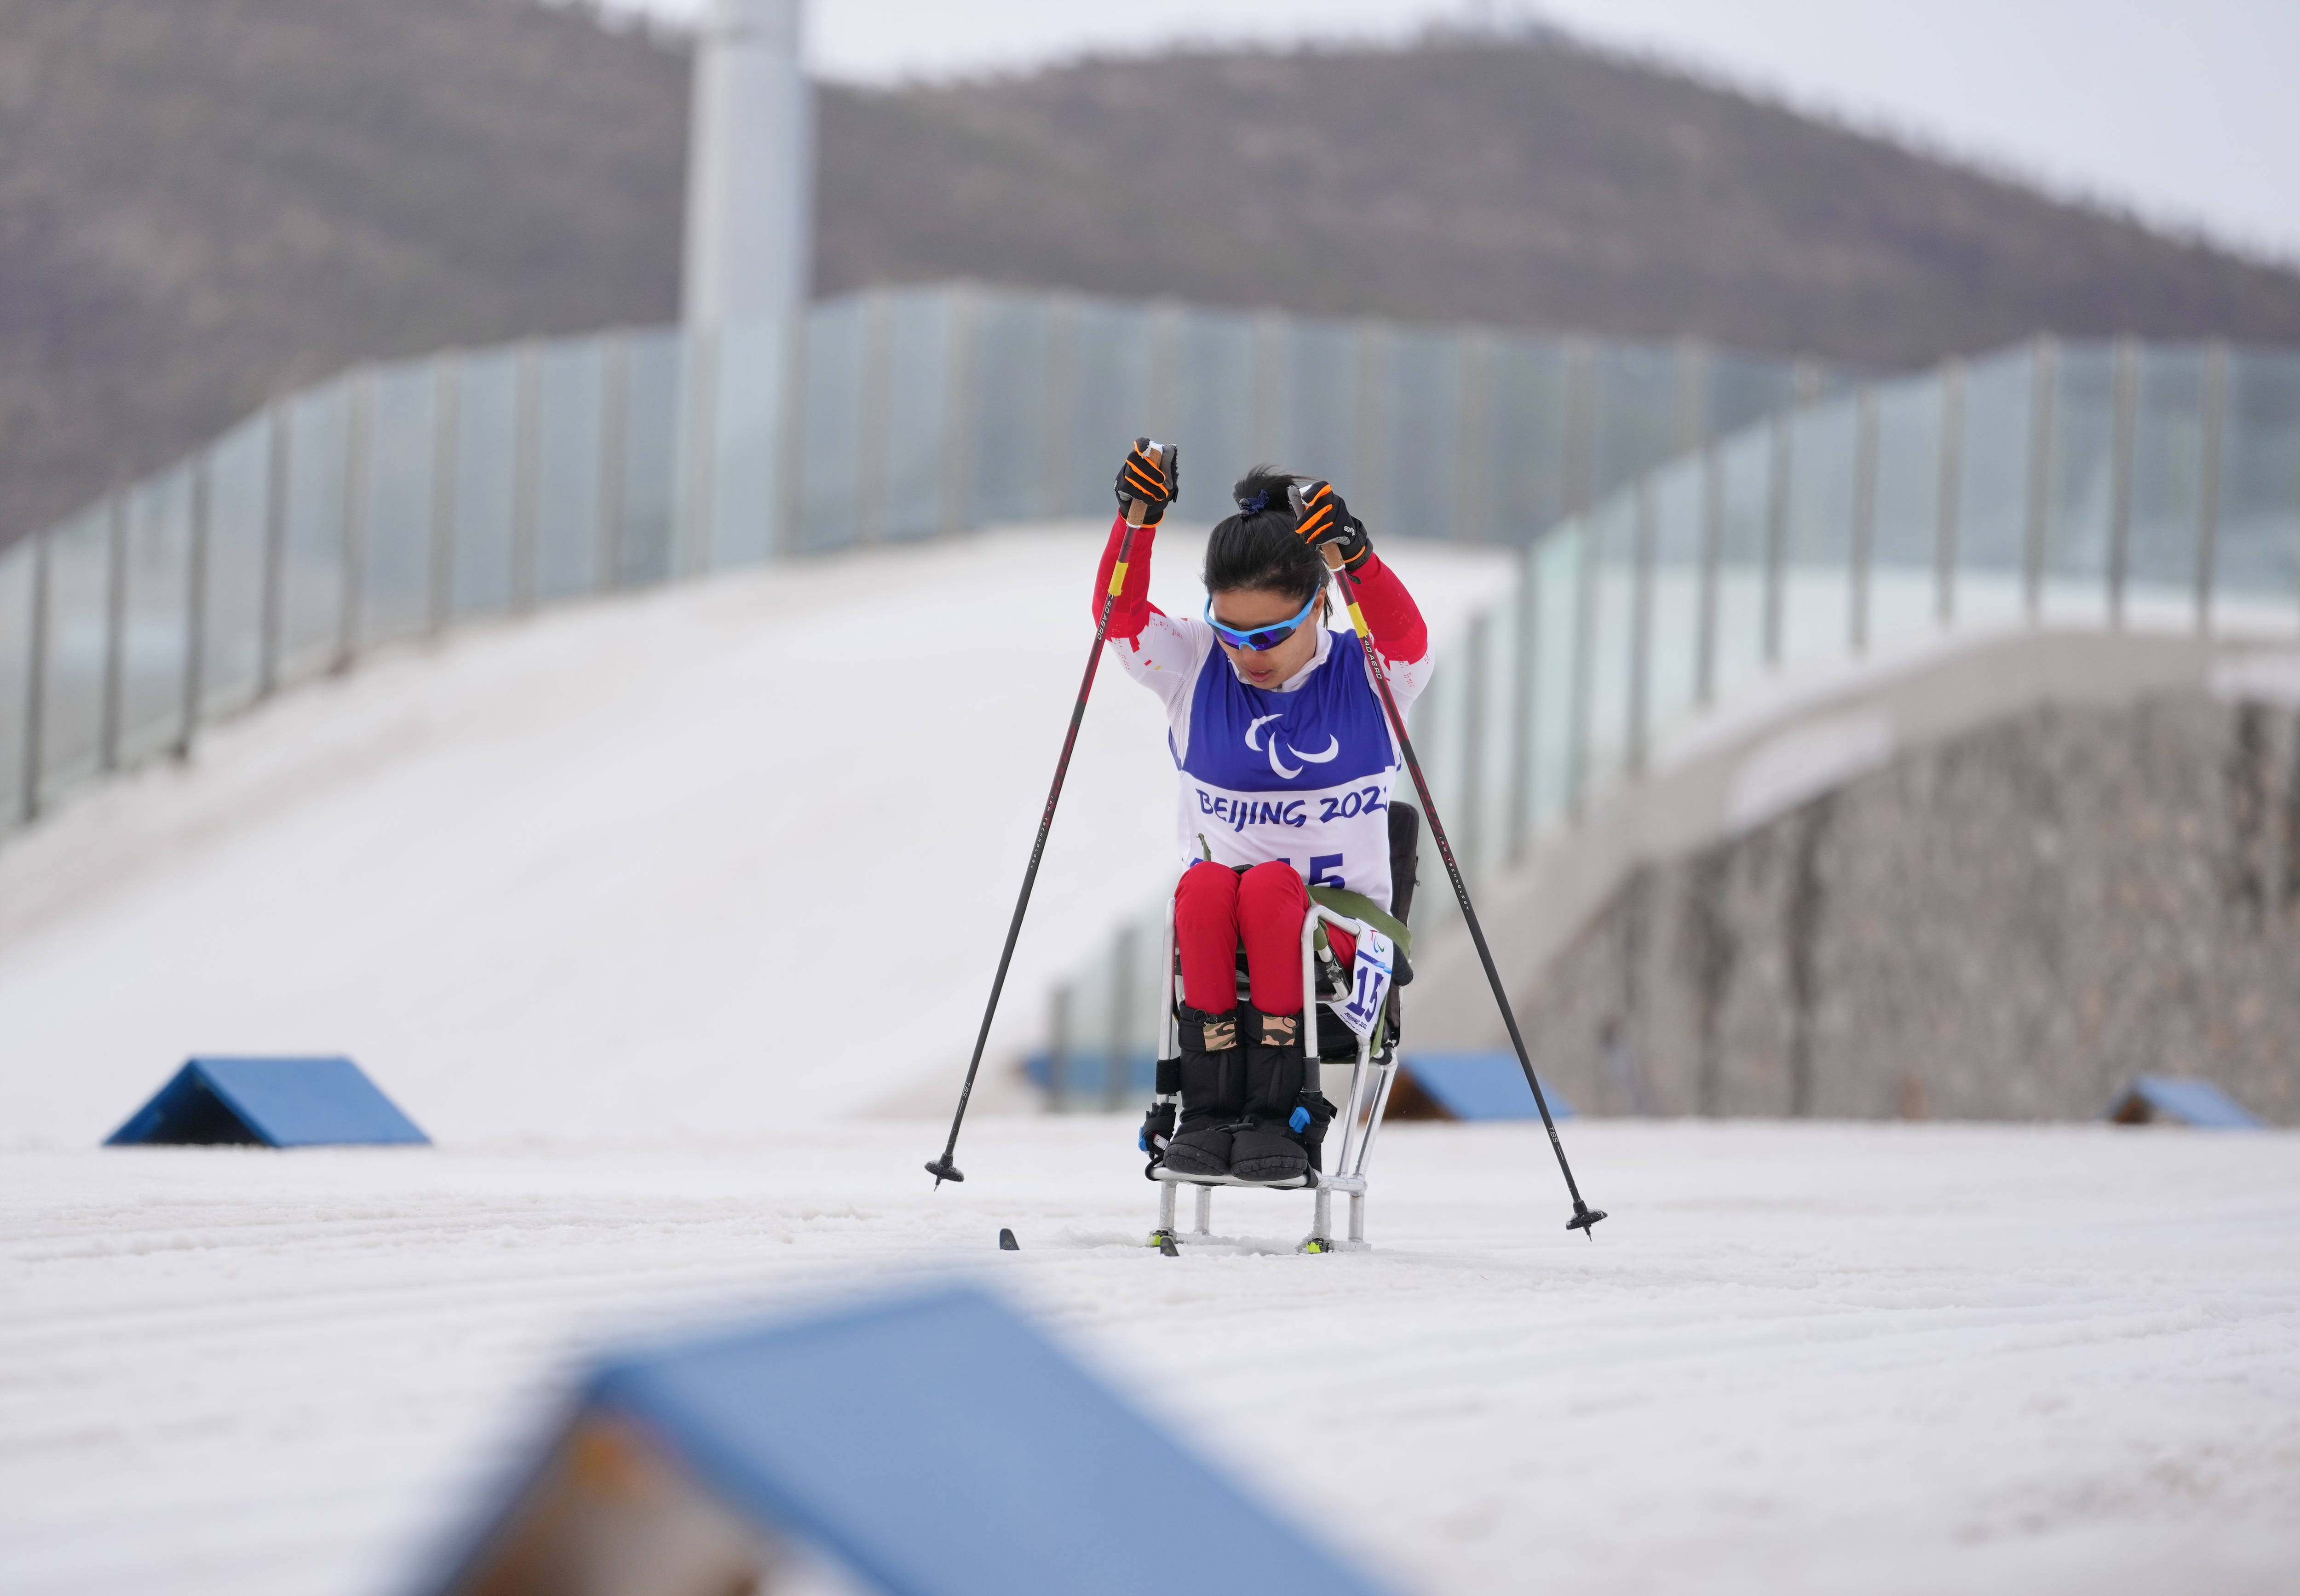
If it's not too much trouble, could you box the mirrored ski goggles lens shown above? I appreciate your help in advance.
[1204,592,1320,651]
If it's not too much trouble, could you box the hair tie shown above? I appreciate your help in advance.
[1236,489,1272,515]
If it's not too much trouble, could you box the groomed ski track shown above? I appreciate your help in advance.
[2,525,2297,1596]
[6,1121,2298,1596]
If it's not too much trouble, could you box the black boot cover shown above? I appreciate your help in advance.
[1229,1009,1313,1184]
[1162,1006,1242,1178]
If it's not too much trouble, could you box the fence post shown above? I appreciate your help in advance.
[1626,477,1656,775]
[259,403,292,695]
[429,355,460,632]
[338,368,373,670]
[1250,309,1287,468]
[1935,360,1965,627]
[1562,337,1596,518]
[2022,334,2058,622]
[1695,438,1722,704]
[1566,518,1597,816]
[1046,981,1071,1111]
[1041,294,1080,518]
[99,488,128,773]
[177,450,212,761]
[22,529,51,822]
[1457,329,1494,543]
[854,292,893,545]
[1763,412,1791,665]
[1506,548,1539,861]
[511,344,542,609]
[1105,922,1137,1112]
[938,287,981,538]
[598,335,628,589]
[2195,342,2228,635]
[1674,336,1710,454]
[1850,385,1880,654]
[2106,337,2138,629]
[1459,610,1490,878]
[1145,299,1180,445]
[678,328,719,574]
[1352,320,1390,529]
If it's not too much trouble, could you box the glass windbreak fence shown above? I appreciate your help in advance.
[0,283,1840,839]
[1037,335,2300,1108]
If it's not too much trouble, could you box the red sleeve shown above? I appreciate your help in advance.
[1092,513,1160,642]
[1344,549,1428,664]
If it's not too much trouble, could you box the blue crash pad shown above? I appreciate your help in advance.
[1402,1050,1574,1121]
[2108,1074,2263,1130]
[442,1284,1393,1596]
[105,1057,429,1147]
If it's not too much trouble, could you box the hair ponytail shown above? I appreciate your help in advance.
[1203,466,1325,605]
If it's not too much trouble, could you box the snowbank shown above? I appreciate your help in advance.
[0,524,1510,1145]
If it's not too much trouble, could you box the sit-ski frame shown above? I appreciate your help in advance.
[1148,896,1401,1255]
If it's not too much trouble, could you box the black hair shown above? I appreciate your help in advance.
[1202,466,1325,607]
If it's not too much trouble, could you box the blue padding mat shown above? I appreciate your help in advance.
[105,1057,430,1147]
[502,1286,1392,1596]
[2110,1074,2263,1129]
[1403,1051,1574,1121]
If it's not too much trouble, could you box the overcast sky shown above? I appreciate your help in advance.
[607,0,2300,267]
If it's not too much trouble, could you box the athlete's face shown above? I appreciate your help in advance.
[1209,586,1328,689]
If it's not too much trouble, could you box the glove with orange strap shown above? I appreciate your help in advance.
[1113,438,1179,524]
[1291,479,1372,573]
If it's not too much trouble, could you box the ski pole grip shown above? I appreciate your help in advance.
[1123,440,1172,529]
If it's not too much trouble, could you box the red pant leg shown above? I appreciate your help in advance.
[1173,862,1242,1014]
[1238,863,1357,1013]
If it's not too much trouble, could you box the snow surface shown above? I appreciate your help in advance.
[6,522,2298,1596]
[4,1119,2296,1596]
[0,523,1507,1146]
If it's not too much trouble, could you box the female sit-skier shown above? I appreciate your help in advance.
[1099,441,1432,1185]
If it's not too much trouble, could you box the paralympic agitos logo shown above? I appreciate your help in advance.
[1245,713,1340,779]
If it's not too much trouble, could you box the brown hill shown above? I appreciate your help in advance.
[6,0,2299,549]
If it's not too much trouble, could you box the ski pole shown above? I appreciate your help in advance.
[1322,544,1607,1237]
[927,441,1175,1188]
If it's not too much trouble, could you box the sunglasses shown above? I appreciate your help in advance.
[1205,591,1322,652]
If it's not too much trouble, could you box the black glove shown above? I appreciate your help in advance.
[1114,438,1178,525]
[1139,1101,1175,1178]
[1293,480,1372,573]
